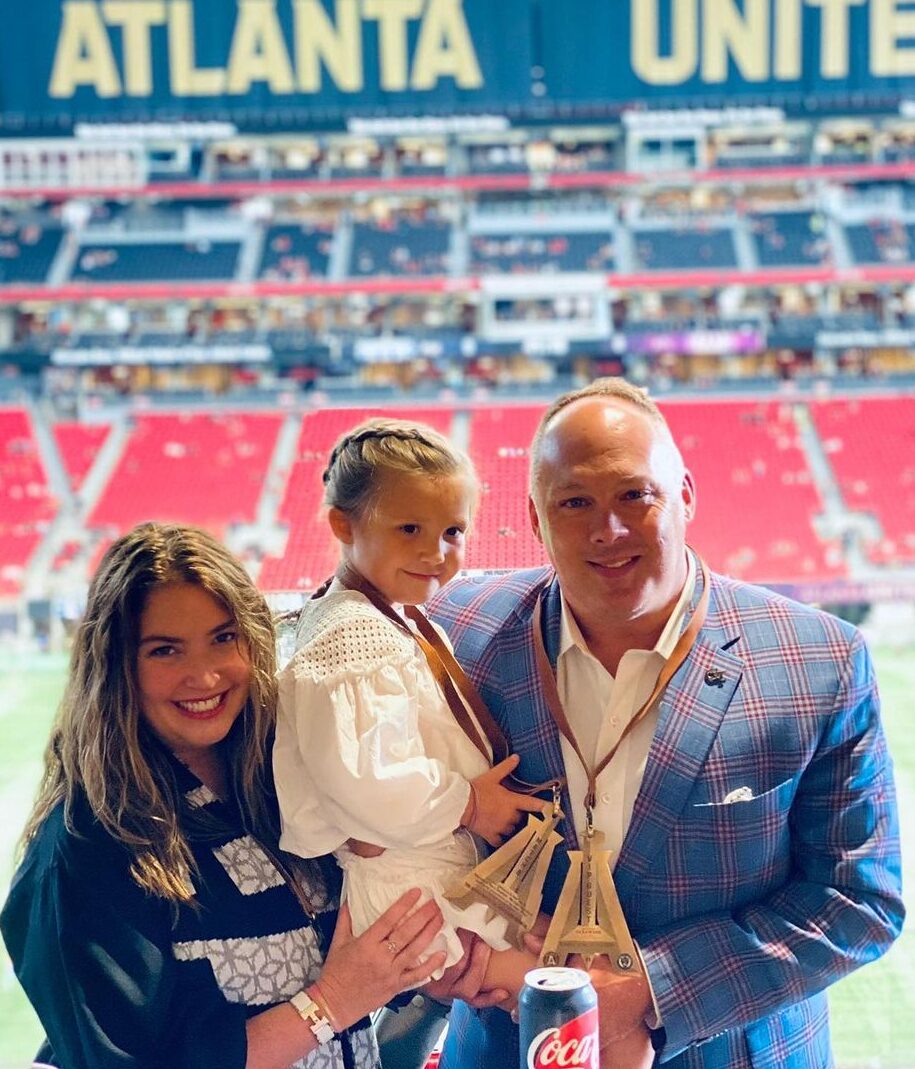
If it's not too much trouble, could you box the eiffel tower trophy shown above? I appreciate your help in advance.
[540,817,644,976]
[446,784,564,948]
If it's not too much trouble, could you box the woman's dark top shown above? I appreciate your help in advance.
[0,762,379,1069]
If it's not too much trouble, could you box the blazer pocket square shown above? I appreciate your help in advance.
[721,786,755,804]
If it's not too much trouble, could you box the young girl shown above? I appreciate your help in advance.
[273,418,547,995]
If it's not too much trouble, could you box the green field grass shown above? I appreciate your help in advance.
[1,648,912,1068]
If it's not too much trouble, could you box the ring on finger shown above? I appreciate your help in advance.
[385,939,398,954]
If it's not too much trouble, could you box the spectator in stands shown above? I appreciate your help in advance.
[274,419,548,1009]
[429,377,904,1069]
[1,522,451,1069]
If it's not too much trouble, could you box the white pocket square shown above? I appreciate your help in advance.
[721,786,755,804]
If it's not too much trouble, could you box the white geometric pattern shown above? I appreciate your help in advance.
[213,836,285,895]
[172,926,378,1068]
[184,784,217,809]
[172,925,323,1006]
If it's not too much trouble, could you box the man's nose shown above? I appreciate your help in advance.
[592,510,628,541]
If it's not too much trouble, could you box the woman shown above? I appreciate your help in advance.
[1,522,447,1069]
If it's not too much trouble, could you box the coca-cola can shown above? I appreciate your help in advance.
[519,966,599,1069]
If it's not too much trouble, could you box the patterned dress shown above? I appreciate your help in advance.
[1,758,379,1069]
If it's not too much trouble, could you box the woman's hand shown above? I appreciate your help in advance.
[465,755,549,846]
[316,889,447,1030]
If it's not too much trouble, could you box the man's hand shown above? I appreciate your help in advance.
[567,955,652,1047]
[422,931,512,1010]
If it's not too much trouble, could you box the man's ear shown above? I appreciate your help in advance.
[682,469,696,523]
[328,507,354,545]
[528,495,543,543]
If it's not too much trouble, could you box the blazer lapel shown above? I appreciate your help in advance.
[511,575,580,850]
[615,575,744,888]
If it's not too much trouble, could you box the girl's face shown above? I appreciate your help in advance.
[332,469,475,605]
[136,582,251,775]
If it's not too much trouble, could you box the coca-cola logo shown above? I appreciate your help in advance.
[525,1008,599,1069]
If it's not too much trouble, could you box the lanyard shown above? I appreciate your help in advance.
[531,557,710,816]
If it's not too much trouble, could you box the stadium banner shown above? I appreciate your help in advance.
[2,0,915,134]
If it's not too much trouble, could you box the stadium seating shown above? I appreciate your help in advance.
[810,397,915,564]
[464,405,548,571]
[844,220,915,265]
[52,422,110,490]
[748,210,831,266]
[349,217,451,277]
[4,397,910,600]
[0,408,55,595]
[87,412,282,535]
[0,210,63,284]
[258,223,333,280]
[663,400,845,582]
[632,227,737,270]
[71,241,241,282]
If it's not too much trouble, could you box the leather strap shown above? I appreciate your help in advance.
[531,556,711,811]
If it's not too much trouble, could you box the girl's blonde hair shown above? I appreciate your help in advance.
[22,523,280,903]
[322,416,477,515]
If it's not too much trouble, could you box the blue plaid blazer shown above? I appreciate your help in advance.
[428,559,903,1069]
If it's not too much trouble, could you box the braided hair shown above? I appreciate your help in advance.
[322,417,476,516]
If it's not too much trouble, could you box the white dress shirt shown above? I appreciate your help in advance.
[556,553,696,860]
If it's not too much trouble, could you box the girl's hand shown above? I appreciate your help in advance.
[316,890,447,1029]
[465,755,548,846]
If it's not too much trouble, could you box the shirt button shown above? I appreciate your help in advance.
[600,792,612,804]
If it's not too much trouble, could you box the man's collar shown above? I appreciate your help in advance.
[558,551,696,662]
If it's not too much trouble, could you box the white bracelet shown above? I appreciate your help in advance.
[290,989,336,1046]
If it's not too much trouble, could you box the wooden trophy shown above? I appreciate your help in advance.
[540,824,644,975]
[446,789,564,948]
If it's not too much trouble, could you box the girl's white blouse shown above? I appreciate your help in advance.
[274,585,490,860]
[274,586,513,970]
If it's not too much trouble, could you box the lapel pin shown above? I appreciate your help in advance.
[704,668,726,687]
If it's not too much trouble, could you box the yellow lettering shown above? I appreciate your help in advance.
[411,0,482,89]
[872,0,915,75]
[49,1,121,98]
[227,0,295,94]
[631,0,697,86]
[102,1,165,96]
[169,0,226,94]
[363,0,421,91]
[294,0,362,91]
[774,0,801,79]
[808,0,864,78]
[702,0,768,82]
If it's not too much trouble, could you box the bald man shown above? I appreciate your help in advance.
[429,378,903,1069]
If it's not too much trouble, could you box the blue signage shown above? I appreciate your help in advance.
[1,0,914,134]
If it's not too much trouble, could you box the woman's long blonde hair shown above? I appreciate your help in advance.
[22,523,280,902]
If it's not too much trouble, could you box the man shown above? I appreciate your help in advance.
[428,378,903,1068]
